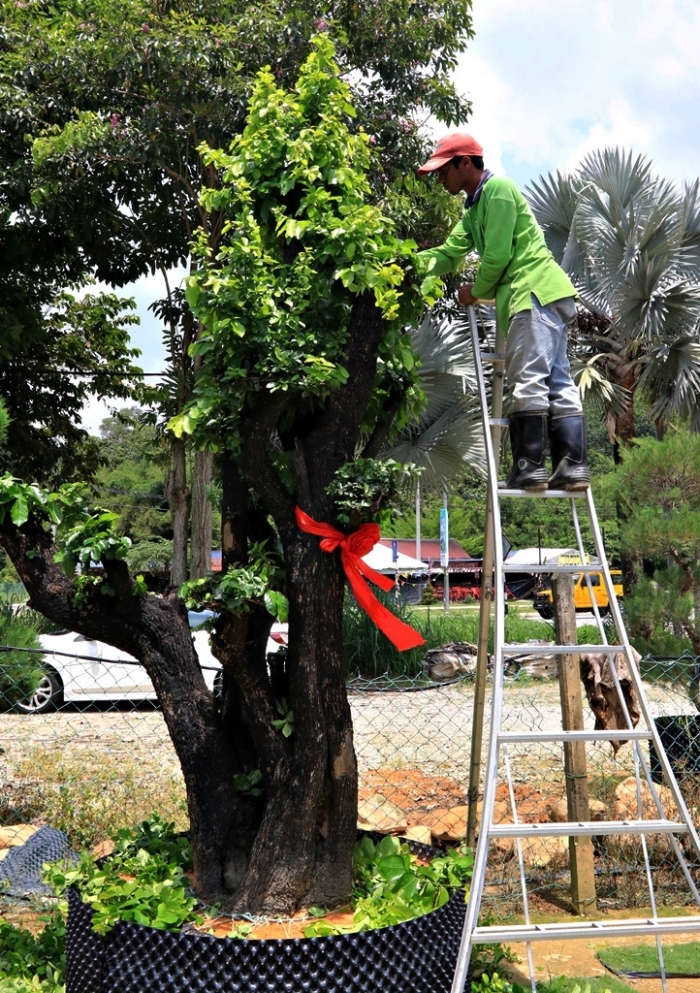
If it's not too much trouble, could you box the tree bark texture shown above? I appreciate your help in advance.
[166,436,189,587]
[190,448,213,579]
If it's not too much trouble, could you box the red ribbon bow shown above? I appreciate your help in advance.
[295,507,426,652]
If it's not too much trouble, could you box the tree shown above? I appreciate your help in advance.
[0,41,441,915]
[1,0,473,580]
[605,428,700,656]
[0,280,144,485]
[527,149,700,454]
[94,410,172,543]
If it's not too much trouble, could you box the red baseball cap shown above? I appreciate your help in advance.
[417,132,484,174]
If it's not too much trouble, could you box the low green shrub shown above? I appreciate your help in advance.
[0,603,44,710]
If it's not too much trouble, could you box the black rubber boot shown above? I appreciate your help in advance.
[548,413,590,489]
[500,412,548,490]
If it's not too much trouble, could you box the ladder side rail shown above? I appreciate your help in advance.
[568,497,610,645]
[577,490,700,895]
[451,307,508,993]
[583,488,700,866]
[503,745,537,993]
[466,309,503,849]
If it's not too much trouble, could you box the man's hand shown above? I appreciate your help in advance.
[456,283,478,306]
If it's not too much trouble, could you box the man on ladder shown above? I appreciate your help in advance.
[417,132,589,492]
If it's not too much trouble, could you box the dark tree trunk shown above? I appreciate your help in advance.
[166,436,189,586]
[190,448,213,578]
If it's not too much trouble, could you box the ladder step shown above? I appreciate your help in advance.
[480,352,505,363]
[502,562,601,574]
[498,730,652,743]
[501,643,625,655]
[472,917,700,944]
[488,820,688,839]
[498,487,588,498]
[489,418,509,426]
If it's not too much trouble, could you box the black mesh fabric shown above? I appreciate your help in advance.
[0,826,77,897]
[66,836,470,993]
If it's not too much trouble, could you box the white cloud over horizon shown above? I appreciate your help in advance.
[447,0,700,191]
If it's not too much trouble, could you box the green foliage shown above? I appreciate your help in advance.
[52,512,131,578]
[169,36,440,452]
[94,411,172,545]
[43,815,197,936]
[271,698,295,737]
[0,602,44,709]
[603,428,700,653]
[233,769,263,797]
[304,834,473,936]
[180,541,286,618]
[328,458,419,528]
[0,912,66,993]
[468,974,527,993]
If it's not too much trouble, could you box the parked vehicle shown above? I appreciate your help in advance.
[533,570,623,619]
[13,613,288,713]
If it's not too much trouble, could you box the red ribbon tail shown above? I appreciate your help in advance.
[344,556,426,652]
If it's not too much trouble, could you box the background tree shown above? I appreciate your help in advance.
[0,41,440,915]
[527,149,700,590]
[1,0,472,580]
[527,148,700,454]
[604,428,700,659]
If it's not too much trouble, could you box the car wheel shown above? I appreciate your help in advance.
[14,669,63,714]
[535,607,553,620]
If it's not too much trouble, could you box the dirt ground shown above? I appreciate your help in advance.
[505,931,700,993]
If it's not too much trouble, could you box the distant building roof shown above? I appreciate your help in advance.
[379,539,478,572]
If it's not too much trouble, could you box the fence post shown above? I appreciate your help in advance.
[553,573,597,914]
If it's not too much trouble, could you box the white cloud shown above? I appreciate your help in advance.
[449,0,699,189]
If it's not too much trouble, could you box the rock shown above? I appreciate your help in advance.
[548,798,607,823]
[0,824,39,848]
[426,805,469,842]
[609,776,677,856]
[422,643,478,682]
[357,794,407,834]
[612,776,676,820]
[520,835,569,867]
[403,825,433,845]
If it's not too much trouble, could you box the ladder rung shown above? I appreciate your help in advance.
[502,562,601,574]
[500,643,625,655]
[489,418,509,426]
[498,730,652,743]
[498,487,588,498]
[488,820,688,839]
[480,352,505,363]
[472,917,700,944]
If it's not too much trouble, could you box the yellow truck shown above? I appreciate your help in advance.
[533,567,624,619]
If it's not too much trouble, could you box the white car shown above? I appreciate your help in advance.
[15,612,288,714]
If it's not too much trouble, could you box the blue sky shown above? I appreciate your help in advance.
[81,0,700,432]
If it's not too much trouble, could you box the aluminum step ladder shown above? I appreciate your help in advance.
[452,306,700,993]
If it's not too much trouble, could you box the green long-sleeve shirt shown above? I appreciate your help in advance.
[419,176,576,332]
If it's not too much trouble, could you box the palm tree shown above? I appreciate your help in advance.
[382,306,486,488]
[527,149,700,452]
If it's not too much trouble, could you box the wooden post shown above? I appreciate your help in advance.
[553,573,597,914]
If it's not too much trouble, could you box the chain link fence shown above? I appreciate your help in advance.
[2,625,700,916]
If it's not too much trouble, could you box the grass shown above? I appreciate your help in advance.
[537,978,635,993]
[596,941,700,977]
[9,744,187,849]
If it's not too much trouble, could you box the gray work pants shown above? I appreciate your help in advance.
[504,294,582,415]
